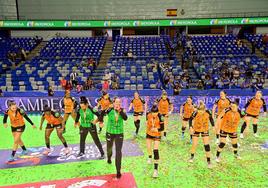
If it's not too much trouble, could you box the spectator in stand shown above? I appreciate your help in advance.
[180,77,189,89]
[102,79,110,92]
[65,81,72,91]
[196,80,204,90]
[70,71,78,88]
[76,84,83,93]
[216,78,224,89]
[156,79,162,89]
[83,78,95,90]
[204,74,213,89]
[166,79,173,90]
[0,88,3,97]
[251,40,256,54]
[222,76,230,89]
[60,78,67,90]
[88,57,96,69]
[19,48,27,61]
[48,86,54,96]
[233,67,240,80]
[173,82,181,95]
[245,67,253,79]
[242,78,251,89]
[255,78,264,90]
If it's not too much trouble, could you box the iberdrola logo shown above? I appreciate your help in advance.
[64,21,72,27]
[170,20,177,26]
[0,21,4,27]
[241,18,249,24]
[27,21,35,27]
[210,19,218,25]
[104,21,111,27]
[133,21,140,26]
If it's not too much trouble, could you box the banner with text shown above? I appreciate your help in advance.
[0,17,268,28]
[0,96,267,114]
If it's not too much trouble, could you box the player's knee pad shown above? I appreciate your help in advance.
[182,127,186,131]
[204,144,210,152]
[219,142,225,149]
[232,143,238,148]
[153,149,159,160]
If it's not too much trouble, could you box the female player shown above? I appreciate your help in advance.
[212,90,231,144]
[74,96,105,159]
[40,105,70,155]
[97,91,112,133]
[128,91,147,137]
[156,90,173,139]
[62,90,77,133]
[188,101,215,168]
[3,101,36,162]
[240,91,267,138]
[99,97,128,179]
[216,100,243,162]
[146,104,164,178]
[179,96,195,143]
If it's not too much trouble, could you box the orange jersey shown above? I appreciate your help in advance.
[4,108,25,127]
[221,108,243,133]
[190,110,214,132]
[157,98,172,115]
[97,97,112,110]
[214,98,231,115]
[245,97,266,116]
[131,97,145,112]
[43,111,62,125]
[63,97,76,113]
[182,102,195,118]
[146,112,164,137]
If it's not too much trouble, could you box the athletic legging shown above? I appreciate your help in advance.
[106,133,124,174]
[80,125,104,155]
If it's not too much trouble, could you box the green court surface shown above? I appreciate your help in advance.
[0,114,267,188]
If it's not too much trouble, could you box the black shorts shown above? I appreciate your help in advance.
[134,112,143,116]
[193,131,209,137]
[146,134,161,141]
[246,113,259,119]
[220,130,238,138]
[46,124,62,129]
[182,117,190,121]
[11,125,26,133]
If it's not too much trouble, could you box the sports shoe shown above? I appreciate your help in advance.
[43,149,52,155]
[215,157,220,163]
[215,139,219,145]
[21,150,28,155]
[64,147,71,155]
[116,173,122,179]
[181,134,185,140]
[76,152,85,158]
[240,134,244,139]
[147,158,152,164]
[152,170,159,178]
[98,154,105,160]
[107,158,112,164]
[235,154,241,160]
[7,156,15,162]
[188,158,194,163]
[207,162,213,169]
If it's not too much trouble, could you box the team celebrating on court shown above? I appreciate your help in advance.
[2,90,267,178]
